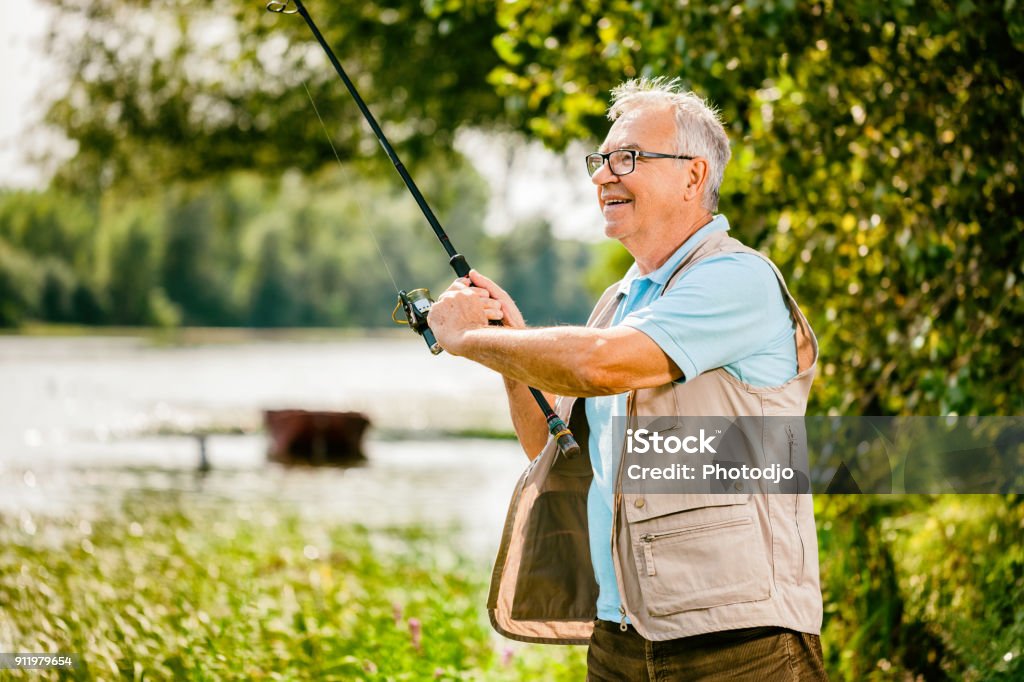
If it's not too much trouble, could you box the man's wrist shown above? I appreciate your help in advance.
[437,325,480,358]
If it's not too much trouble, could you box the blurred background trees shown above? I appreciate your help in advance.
[0,3,1022,676]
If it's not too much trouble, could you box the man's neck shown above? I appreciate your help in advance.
[631,212,715,275]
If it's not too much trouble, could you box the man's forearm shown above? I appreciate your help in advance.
[458,325,618,397]
[429,286,681,395]
[503,377,554,459]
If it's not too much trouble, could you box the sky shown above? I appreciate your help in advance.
[455,129,602,240]
[0,2,60,189]
[0,2,603,240]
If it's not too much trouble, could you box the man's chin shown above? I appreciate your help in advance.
[603,221,627,240]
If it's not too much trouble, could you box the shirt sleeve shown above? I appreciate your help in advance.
[619,253,795,384]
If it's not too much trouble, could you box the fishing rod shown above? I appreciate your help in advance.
[266,0,580,460]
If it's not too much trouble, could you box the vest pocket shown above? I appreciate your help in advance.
[631,513,771,616]
[511,490,599,620]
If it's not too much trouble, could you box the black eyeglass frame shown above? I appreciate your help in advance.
[585,149,695,177]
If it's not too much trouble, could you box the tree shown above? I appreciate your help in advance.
[487,0,1024,416]
[38,0,506,193]
[0,239,41,326]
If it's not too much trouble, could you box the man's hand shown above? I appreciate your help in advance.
[465,270,527,329]
[429,271,548,456]
[427,276,503,355]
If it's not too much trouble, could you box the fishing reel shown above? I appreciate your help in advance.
[392,288,442,355]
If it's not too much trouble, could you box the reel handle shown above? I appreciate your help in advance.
[421,327,442,355]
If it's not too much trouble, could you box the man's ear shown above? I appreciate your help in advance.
[683,158,709,201]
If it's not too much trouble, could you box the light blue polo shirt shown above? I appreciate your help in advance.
[584,215,798,622]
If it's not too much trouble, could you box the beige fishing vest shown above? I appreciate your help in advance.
[487,230,822,644]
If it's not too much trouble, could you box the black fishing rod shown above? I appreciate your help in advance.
[266,0,580,460]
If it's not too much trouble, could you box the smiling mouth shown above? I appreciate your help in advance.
[604,199,632,206]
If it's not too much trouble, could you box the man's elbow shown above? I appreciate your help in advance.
[570,339,680,395]
[572,348,633,396]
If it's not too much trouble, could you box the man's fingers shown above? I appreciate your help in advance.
[480,299,503,320]
[444,278,470,295]
[437,284,474,306]
[468,269,510,300]
[463,269,526,328]
[434,288,501,317]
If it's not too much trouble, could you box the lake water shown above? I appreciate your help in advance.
[0,332,532,557]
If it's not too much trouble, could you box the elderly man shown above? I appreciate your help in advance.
[428,77,826,681]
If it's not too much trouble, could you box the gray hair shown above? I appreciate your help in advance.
[608,77,731,211]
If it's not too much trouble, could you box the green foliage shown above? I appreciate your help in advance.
[0,239,42,327]
[0,191,103,325]
[0,494,587,680]
[489,0,1024,416]
[38,0,505,194]
[817,495,1024,681]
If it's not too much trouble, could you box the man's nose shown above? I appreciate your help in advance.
[590,161,619,186]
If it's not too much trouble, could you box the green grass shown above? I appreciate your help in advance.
[4,493,1021,681]
[0,494,585,681]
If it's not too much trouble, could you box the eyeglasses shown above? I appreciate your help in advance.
[586,149,695,177]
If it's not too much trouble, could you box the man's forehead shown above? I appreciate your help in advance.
[598,140,642,153]
[600,105,676,151]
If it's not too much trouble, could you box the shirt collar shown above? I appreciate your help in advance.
[616,214,730,296]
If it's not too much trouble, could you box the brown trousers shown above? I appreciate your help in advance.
[587,620,828,681]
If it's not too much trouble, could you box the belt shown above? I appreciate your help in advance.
[594,620,791,644]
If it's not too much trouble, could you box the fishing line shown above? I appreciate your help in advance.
[301,80,400,293]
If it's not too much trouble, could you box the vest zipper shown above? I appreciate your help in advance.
[638,518,752,577]
[638,517,750,542]
[612,391,636,631]
[787,424,805,584]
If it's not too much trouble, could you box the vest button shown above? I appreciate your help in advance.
[633,497,645,509]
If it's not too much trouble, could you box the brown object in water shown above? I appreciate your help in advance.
[264,409,370,465]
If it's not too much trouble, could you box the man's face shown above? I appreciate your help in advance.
[592,105,692,246]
